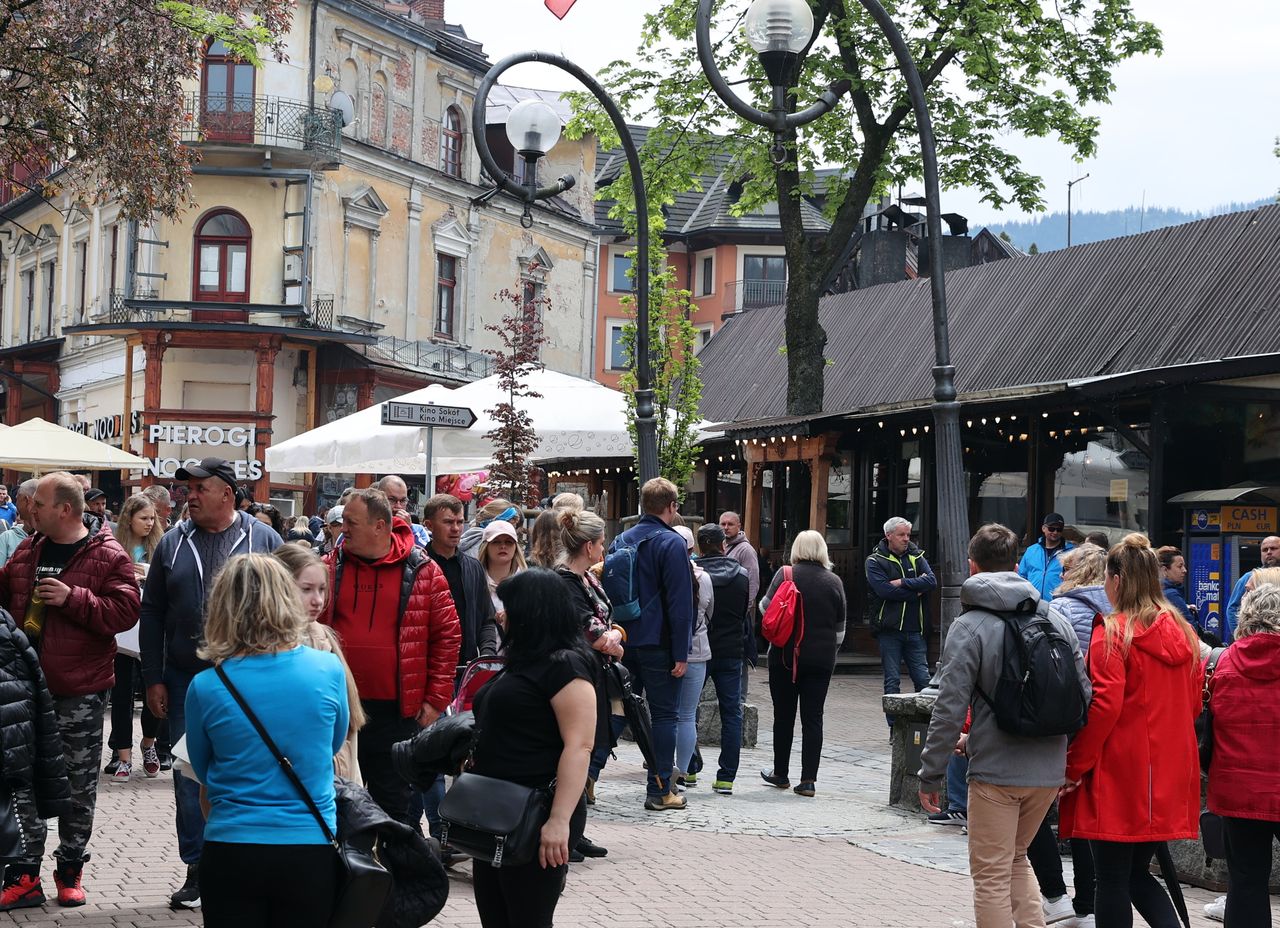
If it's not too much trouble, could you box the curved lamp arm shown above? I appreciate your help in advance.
[469,50,659,484]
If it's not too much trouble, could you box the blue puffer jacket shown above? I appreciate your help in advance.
[1017,539,1075,601]
[1047,584,1110,655]
[1161,578,1197,629]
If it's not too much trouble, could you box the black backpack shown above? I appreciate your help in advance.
[976,599,1089,737]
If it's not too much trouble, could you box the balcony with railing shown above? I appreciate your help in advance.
[180,92,342,159]
[722,278,787,313]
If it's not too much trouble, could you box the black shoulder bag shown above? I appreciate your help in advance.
[215,664,392,928]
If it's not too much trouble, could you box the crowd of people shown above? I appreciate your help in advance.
[2,467,1277,928]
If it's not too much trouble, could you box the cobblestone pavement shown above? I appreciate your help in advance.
[11,670,1274,927]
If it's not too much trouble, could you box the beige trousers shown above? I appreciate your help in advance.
[967,779,1059,928]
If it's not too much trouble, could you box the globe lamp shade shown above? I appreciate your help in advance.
[505,99,562,159]
[744,0,813,55]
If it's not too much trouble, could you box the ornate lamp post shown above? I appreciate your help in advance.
[471,53,659,484]
[696,0,970,643]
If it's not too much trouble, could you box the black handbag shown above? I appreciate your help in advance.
[0,782,27,862]
[216,665,392,928]
[438,771,551,868]
[1197,647,1227,775]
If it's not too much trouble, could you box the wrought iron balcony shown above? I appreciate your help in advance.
[723,278,787,313]
[368,336,494,382]
[180,92,342,158]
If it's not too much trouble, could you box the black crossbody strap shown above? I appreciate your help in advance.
[214,663,338,848]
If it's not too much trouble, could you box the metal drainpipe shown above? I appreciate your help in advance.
[124,219,138,299]
[301,170,314,311]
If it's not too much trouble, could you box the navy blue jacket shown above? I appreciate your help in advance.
[616,515,694,662]
[865,540,936,634]
[1161,578,1198,629]
[140,511,284,685]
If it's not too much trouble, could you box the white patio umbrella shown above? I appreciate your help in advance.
[0,417,150,473]
[266,369,635,476]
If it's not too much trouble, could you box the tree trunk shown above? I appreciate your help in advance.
[784,275,825,416]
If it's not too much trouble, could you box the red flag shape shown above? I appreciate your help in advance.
[545,0,577,18]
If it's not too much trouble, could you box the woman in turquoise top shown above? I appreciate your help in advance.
[184,554,348,927]
[106,495,165,780]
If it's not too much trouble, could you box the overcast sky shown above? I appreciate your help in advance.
[455,0,1279,225]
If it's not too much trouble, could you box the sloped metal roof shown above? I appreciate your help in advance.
[698,203,1280,423]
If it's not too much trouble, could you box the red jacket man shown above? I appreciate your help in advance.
[323,488,460,829]
[0,472,139,910]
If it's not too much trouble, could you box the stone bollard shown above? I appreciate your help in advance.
[883,691,938,813]
[694,676,758,748]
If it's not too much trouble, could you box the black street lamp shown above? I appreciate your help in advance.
[471,52,659,485]
[696,0,970,642]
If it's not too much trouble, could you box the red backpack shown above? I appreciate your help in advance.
[761,567,805,678]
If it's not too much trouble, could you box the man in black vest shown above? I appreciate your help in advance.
[695,524,750,795]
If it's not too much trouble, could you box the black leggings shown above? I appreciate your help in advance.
[1089,840,1179,928]
[107,655,161,751]
[767,651,833,783]
[1223,816,1280,928]
[471,799,586,928]
[1027,816,1096,915]
[201,841,338,928]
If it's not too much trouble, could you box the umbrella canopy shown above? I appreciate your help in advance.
[266,369,634,476]
[0,418,150,473]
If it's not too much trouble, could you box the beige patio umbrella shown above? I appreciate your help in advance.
[0,417,149,473]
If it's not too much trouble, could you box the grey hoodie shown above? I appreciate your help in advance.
[459,525,486,561]
[918,571,1090,792]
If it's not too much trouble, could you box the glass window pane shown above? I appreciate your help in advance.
[226,245,247,292]
[205,64,227,108]
[209,40,230,56]
[976,472,1028,537]
[233,66,254,110]
[610,325,628,369]
[764,256,786,279]
[1052,429,1150,538]
[744,255,764,281]
[198,245,221,290]
[202,213,249,237]
[612,254,634,291]
[438,254,455,281]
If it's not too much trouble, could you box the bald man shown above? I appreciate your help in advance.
[1223,534,1280,643]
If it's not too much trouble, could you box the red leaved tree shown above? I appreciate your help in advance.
[483,276,548,507]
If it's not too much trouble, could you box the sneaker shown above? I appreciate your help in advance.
[159,754,173,772]
[103,757,122,776]
[760,769,790,789]
[712,779,734,794]
[1043,895,1075,924]
[169,863,200,910]
[1204,895,1226,922]
[0,866,45,911]
[109,760,132,782]
[793,781,816,798]
[1073,917,1096,927]
[568,847,585,863]
[584,776,596,806]
[53,858,86,907]
[928,809,968,826]
[682,772,697,787]
[576,836,607,858]
[643,792,687,812]
[141,744,161,778]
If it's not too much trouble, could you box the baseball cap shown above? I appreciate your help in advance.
[1043,513,1065,529]
[482,520,518,544]
[175,457,238,493]
[325,505,345,525]
[84,488,107,502]
[674,524,696,552]
[697,523,726,548]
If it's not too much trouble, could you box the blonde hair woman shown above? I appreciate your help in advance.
[271,544,365,780]
[1060,534,1202,927]
[184,554,349,927]
[757,530,847,797]
[477,519,526,625]
[460,497,522,560]
[1048,542,1110,655]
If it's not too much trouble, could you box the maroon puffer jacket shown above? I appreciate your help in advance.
[0,530,140,696]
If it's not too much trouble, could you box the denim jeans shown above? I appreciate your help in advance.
[675,661,708,776]
[706,657,743,780]
[946,751,969,814]
[166,671,205,865]
[631,646,681,797]
[588,715,628,782]
[879,629,931,727]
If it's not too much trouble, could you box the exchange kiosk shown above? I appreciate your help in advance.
[1169,486,1280,640]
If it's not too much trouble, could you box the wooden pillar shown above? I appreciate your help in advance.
[2,362,21,486]
[810,452,831,535]
[253,337,281,502]
[42,363,59,422]
[140,334,166,489]
[743,450,764,552]
[354,378,376,489]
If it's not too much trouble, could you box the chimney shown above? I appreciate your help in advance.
[411,0,444,21]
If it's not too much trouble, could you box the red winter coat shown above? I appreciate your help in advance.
[1207,632,1280,822]
[1060,610,1202,842]
[324,519,461,719]
[0,529,140,696]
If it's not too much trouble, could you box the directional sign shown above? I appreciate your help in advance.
[381,401,477,429]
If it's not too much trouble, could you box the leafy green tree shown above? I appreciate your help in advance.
[616,260,703,493]
[571,0,1161,415]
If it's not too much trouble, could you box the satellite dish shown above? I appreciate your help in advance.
[330,91,355,129]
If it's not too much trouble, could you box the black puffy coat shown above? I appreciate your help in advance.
[0,607,70,819]
[335,777,449,927]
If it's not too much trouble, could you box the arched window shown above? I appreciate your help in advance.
[201,40,255,142]
[193,210,251,305]
[440,107,463,178]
